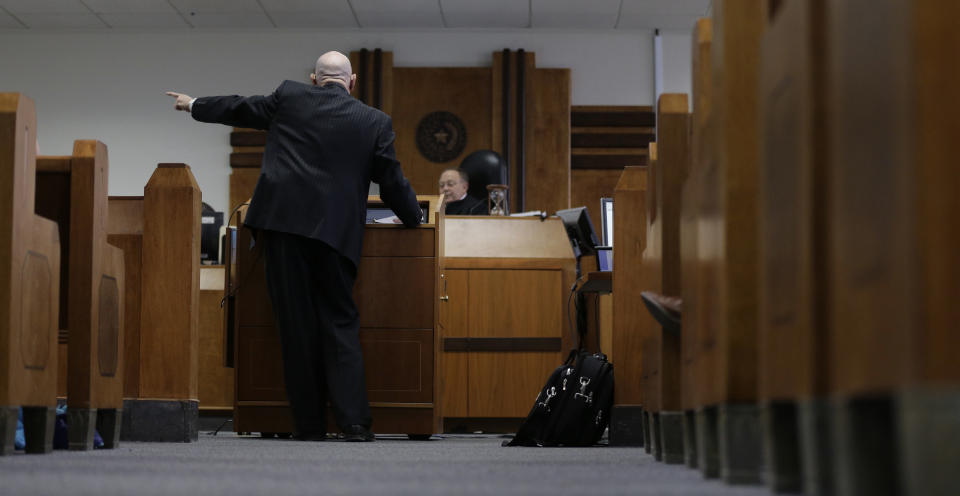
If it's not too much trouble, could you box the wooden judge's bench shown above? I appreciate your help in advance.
[225,196,577,436]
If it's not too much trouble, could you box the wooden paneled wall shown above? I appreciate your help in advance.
[227,51,571,218]
[570,106,654,219]
[392,67,493,196]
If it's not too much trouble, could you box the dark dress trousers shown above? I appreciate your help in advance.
[444,194,487,215]
[192,81,421,435]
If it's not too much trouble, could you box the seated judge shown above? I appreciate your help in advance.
[439,168,488,215]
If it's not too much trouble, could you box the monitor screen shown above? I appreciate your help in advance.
[600,197,613,247]
[556,206,600,260]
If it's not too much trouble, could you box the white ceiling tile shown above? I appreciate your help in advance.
[99,13,190,28]
[82,0,178,13]
[440,0,529,28]
[184,11,273,28]
[17,13,107,27]
[168,0,263,14]
[620,0,711,17]
[259,0,357,27]
[269,11,358,28]
[618,13,701,30]
[531,0,620,29]
[351,0,442,28]
[0,0,88,14]
[258,0,345,10]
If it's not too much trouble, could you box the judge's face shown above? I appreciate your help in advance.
[439,170,468,203]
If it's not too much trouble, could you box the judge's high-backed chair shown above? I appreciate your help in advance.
[459,149,506,204]
[35,140,126,451]
[1,93,61,455]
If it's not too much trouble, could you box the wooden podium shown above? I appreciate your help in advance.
[226,196,442,437]
[438,215,576,431]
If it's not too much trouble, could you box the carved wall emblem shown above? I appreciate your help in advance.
[416,111,467,163]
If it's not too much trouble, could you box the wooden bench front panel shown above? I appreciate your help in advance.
[612,167,648,406]
[0,93,60,408]
[683,18,712,412]
[827,0,960,394]
[758,0,829,401]
[711,0,766,404]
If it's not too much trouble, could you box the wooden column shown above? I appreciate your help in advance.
[349,48,394,115]
[492,50,570,215]
[0,93,60,455]
[827,2,960,495]
[123,164,201,442]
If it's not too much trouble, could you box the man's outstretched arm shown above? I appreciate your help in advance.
[165,82,283,130]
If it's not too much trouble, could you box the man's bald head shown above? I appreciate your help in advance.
[312,51,356,91]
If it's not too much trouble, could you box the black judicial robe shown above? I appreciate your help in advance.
[444,194,488,215]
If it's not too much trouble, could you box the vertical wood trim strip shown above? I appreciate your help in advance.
[502,49,511,201]
[517,49,526,212]
[358,48,368,105]
[373,48,383,110]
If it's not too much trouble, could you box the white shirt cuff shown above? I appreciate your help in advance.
[188,98,196,111]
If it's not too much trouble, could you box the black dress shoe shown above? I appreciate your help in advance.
[342,425,375,442]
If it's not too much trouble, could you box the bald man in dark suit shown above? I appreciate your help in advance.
[167,51,421,442]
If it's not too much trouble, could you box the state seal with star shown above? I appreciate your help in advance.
[415,111,467,163]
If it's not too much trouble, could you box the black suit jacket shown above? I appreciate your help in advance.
[192,80,421,267]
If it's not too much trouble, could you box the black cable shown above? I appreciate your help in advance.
[566,276,583,349]
[595,292,602,352]
[209,418,232,436]
[219,202,265,308]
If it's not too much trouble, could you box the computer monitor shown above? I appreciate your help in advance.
[556,206,601,277]
[600,197,614,247]
[201,203,223,265]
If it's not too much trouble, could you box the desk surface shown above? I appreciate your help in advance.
[580,271,612,294]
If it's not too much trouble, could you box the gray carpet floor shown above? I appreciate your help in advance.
[0,432,769,496]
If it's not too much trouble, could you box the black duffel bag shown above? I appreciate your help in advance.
[505,349,614,447]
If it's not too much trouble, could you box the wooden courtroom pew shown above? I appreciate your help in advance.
[695,0,767,484]
[35,140,125,450]
[826,2,960,495]
[106,165,201,442]
[609,165,649,447]
[0,93,61,455]
[640,143,661,458]
[651,94,692,465]
[681,17,712,471]
[757,0,832,493]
